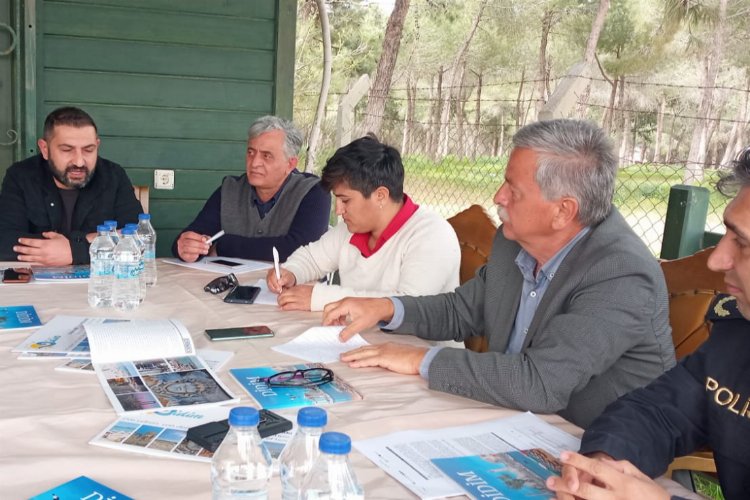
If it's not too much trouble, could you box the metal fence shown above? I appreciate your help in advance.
[298,74,747,254]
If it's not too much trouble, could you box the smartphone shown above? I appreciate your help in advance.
[205,325,274,341]
[211,258,243,267]
[223,285,261,304]
[2,268,33,284]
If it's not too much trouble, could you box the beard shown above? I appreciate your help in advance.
[47,157,93,189]
[496,205,508,223]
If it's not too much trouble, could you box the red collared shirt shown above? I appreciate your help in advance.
[349,195,419,258]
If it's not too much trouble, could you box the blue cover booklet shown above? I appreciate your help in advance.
[432,448,562,500]
[230,362,362,410]
[29,475,133,500]
[0,305,42,330]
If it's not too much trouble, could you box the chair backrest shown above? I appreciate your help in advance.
[659,246,726,359]
[133,185,149,213]
[447,205,497,353]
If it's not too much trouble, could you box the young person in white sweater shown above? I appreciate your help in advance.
[266,135,461,311]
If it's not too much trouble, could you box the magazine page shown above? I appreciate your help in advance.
[432,448,562,499]
[58,348,233,375]
[84,319,195,363]
[353,412,580,500]
[12,315,92,356]
[93,354,238,415]
[230,362,362,410]
[29,475,133,500]
[0,305,42,330]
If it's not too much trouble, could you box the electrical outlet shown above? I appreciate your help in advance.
[154,169,175,190]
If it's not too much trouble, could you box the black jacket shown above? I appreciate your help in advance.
[0,154,143,264]
[579,295,750,500]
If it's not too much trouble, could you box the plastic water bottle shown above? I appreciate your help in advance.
[211,407,273,500]
[299,432,363,500]
[88,224,115,308]
[136,213,157,287]
[280,407,328,500]
[125,223,146,303]
[112,227,141,311]
[104,219,119,245]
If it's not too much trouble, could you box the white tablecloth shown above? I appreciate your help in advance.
[0,260,697,499]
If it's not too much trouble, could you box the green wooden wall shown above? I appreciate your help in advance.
[17,0,296,256]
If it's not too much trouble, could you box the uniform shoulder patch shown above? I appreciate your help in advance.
[706,294,743,321]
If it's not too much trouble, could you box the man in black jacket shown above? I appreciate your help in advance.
[548,147,750,500]
[0,107,142,265]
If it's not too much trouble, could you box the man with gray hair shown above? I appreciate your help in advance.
[323,119,675,428]
[173,115,330,262]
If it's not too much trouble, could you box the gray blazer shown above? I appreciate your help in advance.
[395,208,675,428]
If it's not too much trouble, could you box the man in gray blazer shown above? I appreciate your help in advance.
[323,119,675,428]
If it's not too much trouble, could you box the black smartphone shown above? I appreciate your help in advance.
[211,258,243,267]
[2,268,33,284]
[205,325,274,341]
[223,285,261,304]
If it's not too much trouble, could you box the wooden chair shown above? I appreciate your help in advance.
[133,185,149,213]
[447,205,497,353]
[660,246,724,484]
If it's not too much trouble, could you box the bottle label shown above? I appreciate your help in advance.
[144,250,156,260]
[115,264,138,279]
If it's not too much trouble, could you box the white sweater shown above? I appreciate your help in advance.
[283,208,461,311]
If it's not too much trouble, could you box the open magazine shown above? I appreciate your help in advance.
[83,319,238,414]
[12,315,91,357]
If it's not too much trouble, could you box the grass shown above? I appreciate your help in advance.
[694,473,725,499]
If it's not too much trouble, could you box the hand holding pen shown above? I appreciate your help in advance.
[175,229,225,263]
[267,246,296,293]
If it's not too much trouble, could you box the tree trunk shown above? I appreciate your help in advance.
[583,0,610,63]
[535,8,554,117]
[361,0,411,136]
[516,67,526,129]
[437,0,487,156]
[401,76,416,155]
[720,71,750,167]
[430,68,443,159]
[685,0,728,183]
[473,71,482,159]
[305,0,332,173]
[653,95,666,163]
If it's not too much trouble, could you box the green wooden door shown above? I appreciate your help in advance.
[17,0,296,256]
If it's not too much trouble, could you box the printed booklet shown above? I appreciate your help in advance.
[0,305,41,331]
[230,362,362,410]
[29,475,132,500]
[83,318,238,414]
[432,448,562,499]
[89,405,293,462]
[32,264,90,281]
[57,348,234,375]
[12,315,91,356]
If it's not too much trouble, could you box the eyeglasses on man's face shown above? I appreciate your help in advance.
[261,368,334,388]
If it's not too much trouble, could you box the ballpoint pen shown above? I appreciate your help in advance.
[205,230,225,245]
[272,246,281,282]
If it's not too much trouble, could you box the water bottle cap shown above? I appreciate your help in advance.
[138,213,151,220]
[318,432,351,454]
[97,224,109,232]
[104,220,117,229]
[121,227,136,235]
[297,406,327,427]
[228,407,260,427]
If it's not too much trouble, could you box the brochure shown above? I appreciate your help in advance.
[83,318,238,414]
[12,315,92,356]
[32,264,90,281]
[230,362,362,410]
[0,305,42,331]
[90,405,293,462]
[432,448,562,499]
[29,475,132,500]
[162,256,273,274]
[353,412,580,500]
[57,348,234,375]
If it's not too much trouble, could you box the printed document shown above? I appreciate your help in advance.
[353,412,580,499]
[272,325,369,363]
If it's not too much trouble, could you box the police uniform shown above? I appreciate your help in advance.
[578,295,750,500]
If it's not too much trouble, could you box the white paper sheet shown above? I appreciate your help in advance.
[353,412,581,499]
[271,325,369,363]
[84,318,195,363]
[250,279,279,306]
[162,257,272,274]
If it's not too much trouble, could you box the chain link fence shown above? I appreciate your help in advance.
[298,74,747,254]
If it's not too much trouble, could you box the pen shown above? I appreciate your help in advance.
[272,246,281,282]
[205,230,225,245]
